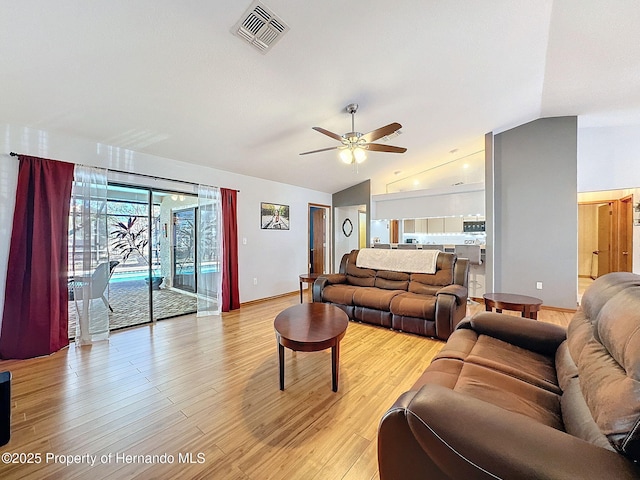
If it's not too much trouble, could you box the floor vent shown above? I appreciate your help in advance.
[232,1,290,54]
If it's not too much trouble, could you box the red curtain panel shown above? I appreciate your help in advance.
[0,156,75,359]
[221,188,240,311]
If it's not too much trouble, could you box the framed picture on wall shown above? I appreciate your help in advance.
[261,202,290,230]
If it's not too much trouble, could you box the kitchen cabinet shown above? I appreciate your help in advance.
[415,218,428,233]
[427,217,444,233]
[444,217,464,233]
[403,219,415,233]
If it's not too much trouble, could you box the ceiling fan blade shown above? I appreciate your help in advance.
[312,127,344,142]
[360,122,402,143]
[365,143,407,154]
[299,146,340,156]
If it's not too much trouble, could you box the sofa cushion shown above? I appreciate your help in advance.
[556,341,615,451]
[580,272,640,328]
[389,292,437,320]
[353,287,404,311]
[374,270,409,291]
[453,362,563,429]
[406,252,455,294]
[434,328,561,394]
[345,262,376,287]
[573,286,640,460]
[322,284,358,305]
[414,358,563,430]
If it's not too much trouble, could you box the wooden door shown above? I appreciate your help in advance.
[597,203,612,277]
[310,207,326,274]
[619,196,633,272]
[390,220,399,243]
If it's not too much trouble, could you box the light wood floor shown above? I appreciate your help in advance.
[0,293,573,480]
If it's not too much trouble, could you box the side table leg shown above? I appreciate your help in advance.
[279,343,285,390]
[331,342,340,392]
[299,281,303,303]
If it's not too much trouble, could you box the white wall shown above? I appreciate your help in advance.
[578,124,640,192]
[334,206,360,271]
[371,219,390,244]
[0,124,332,313]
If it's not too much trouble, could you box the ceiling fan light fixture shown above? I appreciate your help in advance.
[300,103,406,165]
[339,149,354,164]
[353,147,367,163]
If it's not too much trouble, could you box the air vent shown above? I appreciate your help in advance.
[232,1,290,54]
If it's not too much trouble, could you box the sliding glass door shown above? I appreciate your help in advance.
[151,191,198,321]
[68,183,202,337]
[172,207,197,293]
[106,185,152,330]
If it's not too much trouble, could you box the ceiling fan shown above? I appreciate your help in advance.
[300,103,407,164]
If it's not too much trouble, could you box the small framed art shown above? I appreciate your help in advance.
[261,202,290,230]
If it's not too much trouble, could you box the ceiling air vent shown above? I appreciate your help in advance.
[232,1,290,54]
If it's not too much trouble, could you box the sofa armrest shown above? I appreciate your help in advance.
[312,274,346,302]
[457,312,567,356]
[379,384,640,480]
[434,287,468,339]
[436,284,468,305]
[453,257,469,288]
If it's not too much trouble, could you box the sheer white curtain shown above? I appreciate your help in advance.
[197,185,222,316]
[71,165,110,345]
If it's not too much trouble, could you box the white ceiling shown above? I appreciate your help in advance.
[2,1,639,194]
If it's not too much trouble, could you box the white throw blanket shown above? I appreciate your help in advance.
[356,248,439,274]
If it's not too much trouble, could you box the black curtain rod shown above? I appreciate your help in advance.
[9,152,239,192]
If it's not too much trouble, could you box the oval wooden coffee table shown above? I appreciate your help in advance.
[483,292,543,319]
[274,303,348,392]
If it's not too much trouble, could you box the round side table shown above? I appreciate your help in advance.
[483,292,543,319]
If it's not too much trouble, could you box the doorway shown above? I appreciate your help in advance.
[309,204,330,274]
[577,193,634,299]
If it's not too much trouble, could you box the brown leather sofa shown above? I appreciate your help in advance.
[313,249,469,340]
[378,271,640,479]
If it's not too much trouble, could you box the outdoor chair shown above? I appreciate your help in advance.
[68,261,119,312]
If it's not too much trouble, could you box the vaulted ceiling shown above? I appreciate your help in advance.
[2,1,639,194]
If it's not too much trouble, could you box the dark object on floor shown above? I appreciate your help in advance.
[0,371,11,446]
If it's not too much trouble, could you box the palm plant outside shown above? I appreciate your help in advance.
[110,217,150,266]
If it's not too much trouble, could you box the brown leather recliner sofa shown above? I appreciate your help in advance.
[378,271,640,479]
[312,249,469,340]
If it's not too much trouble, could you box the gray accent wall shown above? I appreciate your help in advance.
[333,180,371,269]
[488,116,577,309]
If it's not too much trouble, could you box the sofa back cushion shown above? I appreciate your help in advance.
[567,273,640,461]
[375,270,409,291]
[408,252,455,294]
[346,262,376,287]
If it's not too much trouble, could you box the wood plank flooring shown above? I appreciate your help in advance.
[0,294,573,480]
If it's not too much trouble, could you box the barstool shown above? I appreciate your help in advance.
[454,245,482,303]
[397,243,418,249]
